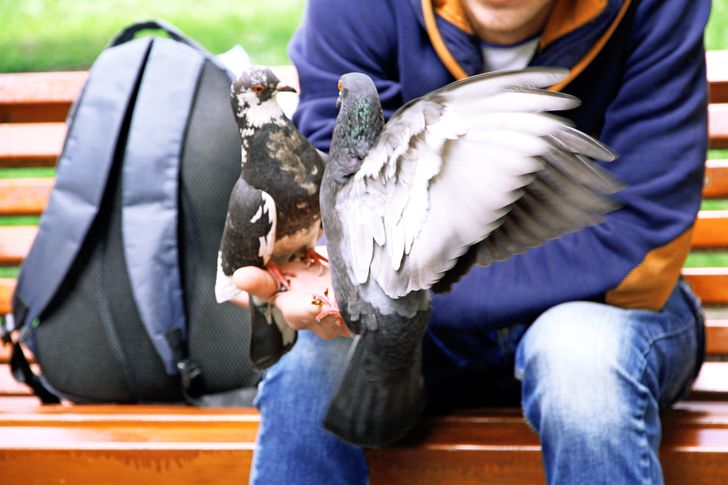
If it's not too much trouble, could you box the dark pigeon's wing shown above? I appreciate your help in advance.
[337,68,620,299]
[215,182,277,303]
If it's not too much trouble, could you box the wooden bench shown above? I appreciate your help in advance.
[2,51,728,484]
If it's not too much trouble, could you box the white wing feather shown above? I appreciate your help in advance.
[339,68,600,298]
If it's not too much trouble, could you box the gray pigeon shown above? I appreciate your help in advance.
[319,68,621,447]
[216,66,326,370]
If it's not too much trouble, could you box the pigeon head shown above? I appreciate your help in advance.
[230,66,296,127]
[329,73,385,180]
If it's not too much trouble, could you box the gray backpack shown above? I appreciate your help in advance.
[3,21,260,405]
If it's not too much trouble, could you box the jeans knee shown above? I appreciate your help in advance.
[255,332,352,422]
[517,302,641,432]
[251,333,368,484]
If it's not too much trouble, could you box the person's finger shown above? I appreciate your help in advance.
[232,266,278,300]
[274,291,352,340]
[274,291,321,329]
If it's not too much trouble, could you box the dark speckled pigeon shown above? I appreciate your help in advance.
[319,68,621,447]
[216,66,326,370]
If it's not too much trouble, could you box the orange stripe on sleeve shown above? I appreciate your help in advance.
[605,227,695,311]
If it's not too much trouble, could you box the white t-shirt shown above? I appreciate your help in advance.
[481,36,540,72]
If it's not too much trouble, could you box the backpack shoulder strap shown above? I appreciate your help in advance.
[12,37,155,331]
[121,36,211,375]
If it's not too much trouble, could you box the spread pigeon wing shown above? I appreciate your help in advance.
[337,68,619,299]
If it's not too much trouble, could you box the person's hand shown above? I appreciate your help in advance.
[231,248,352,340]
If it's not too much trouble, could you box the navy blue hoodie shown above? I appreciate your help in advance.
[288,0,710,365]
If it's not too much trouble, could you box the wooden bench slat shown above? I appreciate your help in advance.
[690,362,728,401]
[0,58,722,122]
[2,362,728,402]
[706,319,728,354]
[0,278,15,315]
[683,268,728,305]
[3,321,728,360]
[0,122,64,168]
[0,71,86,123]
[0,226,36,266]
[704,159,728,199]
[707,50,728,104]
[0,364,32,397]
[3,210,727,266]
[709,104,728,150]
[3,162,727,217]
[693,210,728,248]
[0,398,726,485]
[0,449,253,485]
[3,118,727,168]
[0,178,53,216]
[0,67,299,125]
[2,270,728,315]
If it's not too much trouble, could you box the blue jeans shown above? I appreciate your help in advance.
[250,280,704,485]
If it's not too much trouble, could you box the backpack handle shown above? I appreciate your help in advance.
[108,19,206,52]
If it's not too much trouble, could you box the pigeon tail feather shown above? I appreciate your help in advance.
[249,297,297,370]
[323,335,425,448]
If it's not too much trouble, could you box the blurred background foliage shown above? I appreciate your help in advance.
[0,0,306,72]
[1,0,726,73]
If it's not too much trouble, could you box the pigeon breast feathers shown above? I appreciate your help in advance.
[338,68,619,299]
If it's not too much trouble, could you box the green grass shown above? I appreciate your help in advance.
[0,167,55,178]
[0,216,40,226]
[706,0,728,50]
[0,268,19,278]
[685,252,728,267]
[1,0,306,72]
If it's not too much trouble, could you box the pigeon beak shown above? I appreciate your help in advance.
[276,83,297,93]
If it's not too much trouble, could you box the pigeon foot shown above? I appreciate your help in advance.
[301,247,329,275]
[266,262,294,292]
[311,288,343,326]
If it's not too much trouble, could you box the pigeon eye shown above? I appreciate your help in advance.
[251,84,265,93]
[338,81,343,93]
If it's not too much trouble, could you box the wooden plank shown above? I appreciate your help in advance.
[0,178,53,216]
[709,104,728,150]
[707,50,728,104]
[9,119,725,171]
[707,319,728,355]
[690,362,728,401]
[0,344,34,365]
[693,211,728,248]
[2,209,726,268]
[0,401,726,484]
[0,162,724,218]
[0,278,15,315]
[0,226,36,266]
[1,361,728,405]
[704,160,728,199]
[0,269,727,318]
[0,403,259,484]
[0,59,723,118]
[0,449,253,485]
[0,123,64,168]
[683,268,728,305]
[0,71,86,123]
[0,66,299,124]
[0,364,32,397]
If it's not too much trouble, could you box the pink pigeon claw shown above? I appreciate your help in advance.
[311,288,343,326]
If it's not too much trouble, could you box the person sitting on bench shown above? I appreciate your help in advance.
[234,0,710,483]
